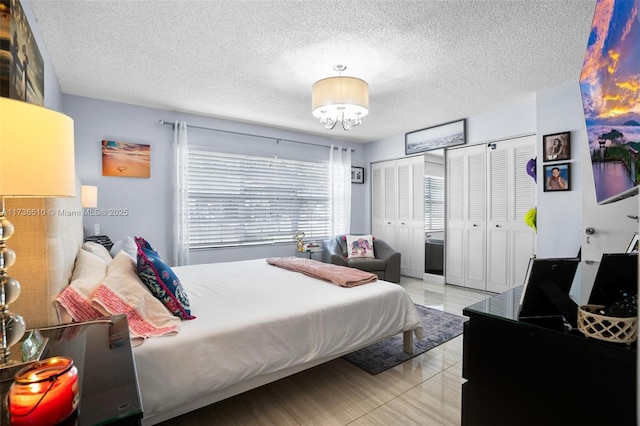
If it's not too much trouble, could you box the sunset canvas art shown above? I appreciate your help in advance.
[580,0,640,204]
[102,140,151,178]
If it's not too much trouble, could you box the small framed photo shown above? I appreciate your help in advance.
[543,131,570,162]
[543,163,571,192]
[351,166,364,184]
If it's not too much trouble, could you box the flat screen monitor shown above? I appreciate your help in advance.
[588,253,638,306]
[518,257,580,326]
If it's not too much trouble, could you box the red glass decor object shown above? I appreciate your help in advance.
[8,356,79,425]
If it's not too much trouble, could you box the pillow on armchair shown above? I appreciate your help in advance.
[346,235,375,259]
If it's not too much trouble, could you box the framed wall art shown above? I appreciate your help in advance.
[405,119,466,154]
[543,163,571,192]
[102,140,151,178]
[0,0,45,105]
[543,131,571,162]
[351,166,364,184]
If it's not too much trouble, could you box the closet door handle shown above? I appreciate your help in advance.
[472,224,478,227]
[495,224,500,228]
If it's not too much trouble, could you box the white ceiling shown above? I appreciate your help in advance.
[29,0,597,144]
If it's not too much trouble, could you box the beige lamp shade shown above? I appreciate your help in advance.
[312,76,369,120]
[0,97,75,198]
[81,185,98,208]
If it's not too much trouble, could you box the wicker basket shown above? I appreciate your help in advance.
[577,305,638,344]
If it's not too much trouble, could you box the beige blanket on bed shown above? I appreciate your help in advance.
[266,257,378,287]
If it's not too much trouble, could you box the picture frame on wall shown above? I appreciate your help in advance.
[543,131,571,162]
[0,0,45,105]
[102,140,151,178]
[405,119,466,154]
[543,163,571,192]
[351,166,364,184]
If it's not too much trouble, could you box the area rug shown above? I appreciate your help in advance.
[342,304,467,374]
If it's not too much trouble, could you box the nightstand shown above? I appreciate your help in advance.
[84,234,114,251]
[0,315,143,425]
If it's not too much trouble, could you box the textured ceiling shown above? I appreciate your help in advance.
[29,0,597,143]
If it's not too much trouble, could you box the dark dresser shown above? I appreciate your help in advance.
[462,286,637,426]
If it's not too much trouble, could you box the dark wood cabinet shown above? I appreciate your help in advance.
[462,287,637,426]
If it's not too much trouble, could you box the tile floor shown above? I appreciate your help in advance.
[159,276,492,426]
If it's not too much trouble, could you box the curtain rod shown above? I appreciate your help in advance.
[159,120,355,152]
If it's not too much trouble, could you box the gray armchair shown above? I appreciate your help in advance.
[322,235,401,283]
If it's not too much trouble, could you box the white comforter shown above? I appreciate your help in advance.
[133,259,424,421]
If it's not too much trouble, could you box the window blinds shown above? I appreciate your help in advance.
[188,149,331,248]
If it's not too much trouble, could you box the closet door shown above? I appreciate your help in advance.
[446,145,486,289]
[396,156,425,277]
[486,142,510,293]
[509,136,537,287]
[487,136,536,293]
[464,146,487,290]
[445,149,465,286]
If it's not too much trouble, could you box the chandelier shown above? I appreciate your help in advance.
[312,65,369,131]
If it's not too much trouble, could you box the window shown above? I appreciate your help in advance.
[188,148,331,248]
[424,175,444,232]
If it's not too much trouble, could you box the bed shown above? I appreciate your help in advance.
[8,182,425,425]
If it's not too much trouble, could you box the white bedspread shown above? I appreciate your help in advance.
[133,259,424,422]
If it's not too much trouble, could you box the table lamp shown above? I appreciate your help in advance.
[80,185,98,209]
[0,97,75,364]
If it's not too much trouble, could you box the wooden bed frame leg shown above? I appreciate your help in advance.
[403,330,413,354]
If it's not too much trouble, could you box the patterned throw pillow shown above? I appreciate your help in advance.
[346,235,375,259]
[135,237,195,320]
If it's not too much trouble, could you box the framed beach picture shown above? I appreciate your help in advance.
[543,132,571,162]
[543,163,571,192]
[102,140,151,178]
[405,119,466,154]
[351,166,364,184]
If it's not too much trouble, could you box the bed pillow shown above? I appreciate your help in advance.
[110,236,138,260]
[346,235,375,259]
[135,237,195,320]
[55,249,108,323]
[91,252,182,345]
[82,241,113,264]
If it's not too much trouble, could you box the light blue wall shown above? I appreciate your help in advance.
[536,82,584,259]
[63,94,366,265]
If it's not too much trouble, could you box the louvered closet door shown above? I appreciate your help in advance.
[446,149,466,286]
[396,156,425,277]
[486,136,536,293]
[486,143,510,293]
[509,136,536,288]
[465,146,487,290]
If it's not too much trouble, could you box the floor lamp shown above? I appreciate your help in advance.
[0,97,75,364]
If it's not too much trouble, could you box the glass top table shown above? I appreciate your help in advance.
[0,314,142,425]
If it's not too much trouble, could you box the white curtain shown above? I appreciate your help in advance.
[329,145,351,236]
[173,121,189,266]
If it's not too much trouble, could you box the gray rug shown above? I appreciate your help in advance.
[342,304,467,374]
